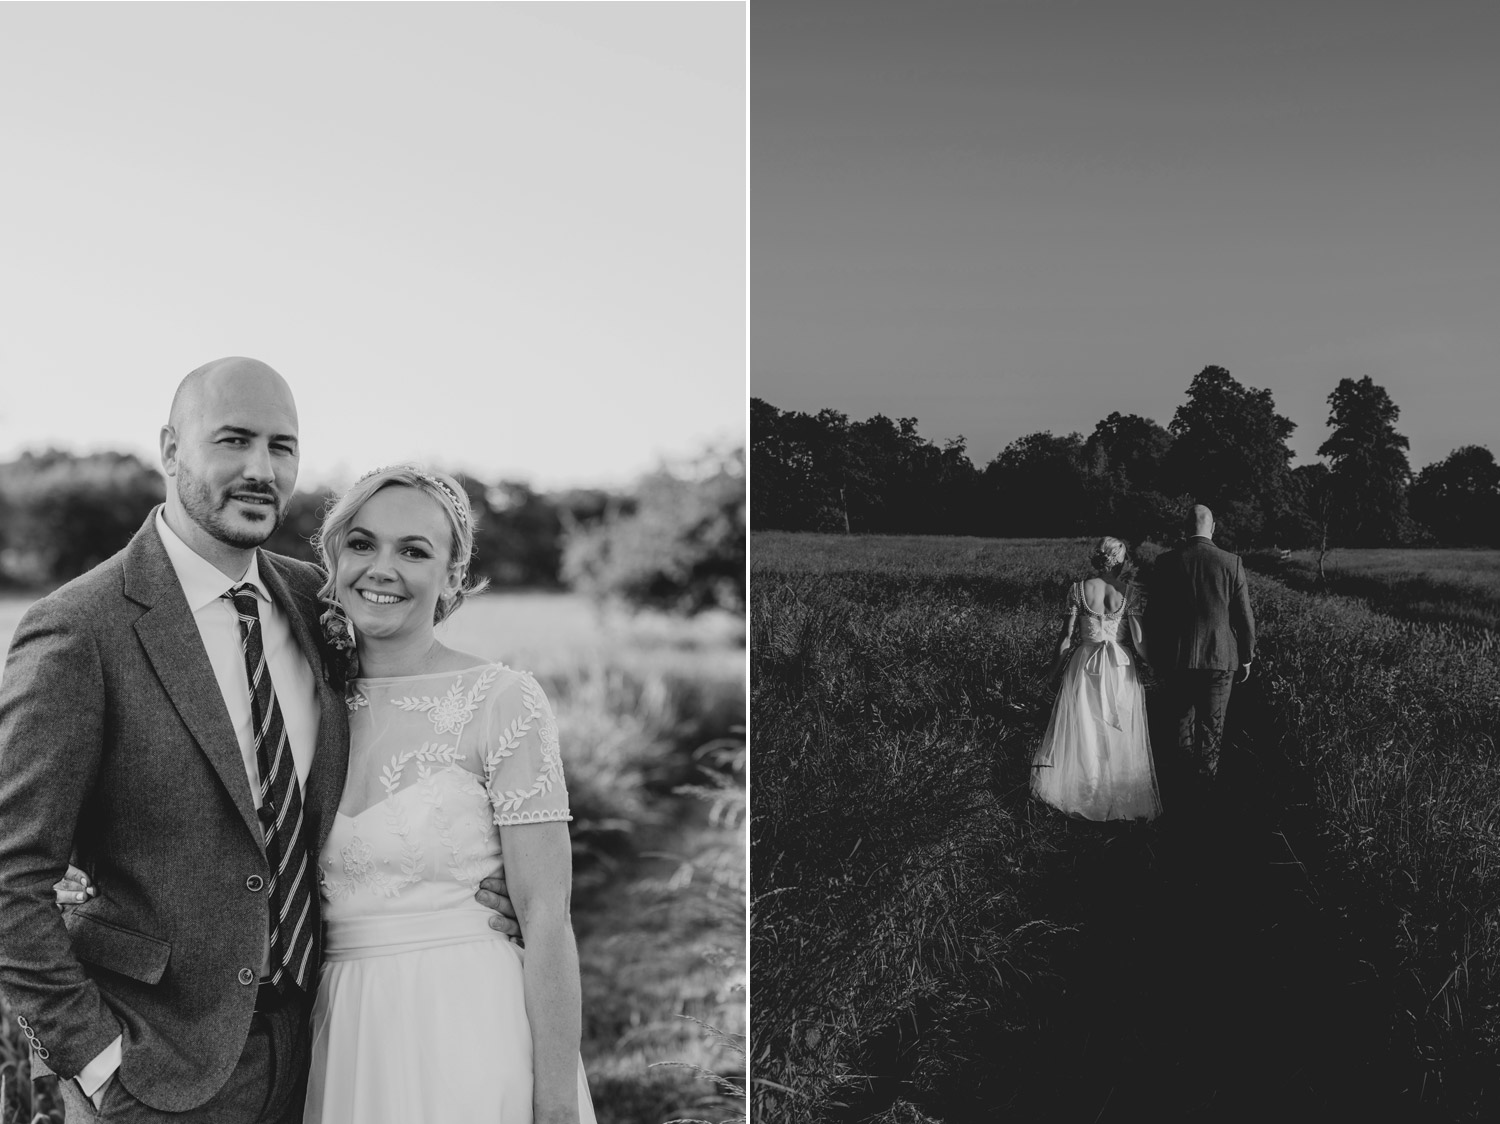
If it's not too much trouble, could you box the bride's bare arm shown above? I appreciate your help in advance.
[501,821,582,1124]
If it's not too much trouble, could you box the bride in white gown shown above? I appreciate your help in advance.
[1031,536,1162,822]
[302,465,596,1124]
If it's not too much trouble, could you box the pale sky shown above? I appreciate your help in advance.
[0,3,745,491]
[754,0,1499,472]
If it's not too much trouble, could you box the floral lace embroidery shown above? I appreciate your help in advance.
[346,690,369,713]
[487,674,568,824]
[330,834,397,899]
[390,668,500,736]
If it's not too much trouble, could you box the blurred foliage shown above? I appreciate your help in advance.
[563,448,746,616]
[0,450,744,616]
[0,450,164,587]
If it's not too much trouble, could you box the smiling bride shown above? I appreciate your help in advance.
[293,464,596,1124]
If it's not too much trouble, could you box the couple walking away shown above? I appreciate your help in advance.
[0,358,597,1123]
[1030,506,1257,823]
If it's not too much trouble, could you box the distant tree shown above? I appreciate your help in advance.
[1409,445,1500,546]
[750,397,793,529]
[982,431,1088,537]
[562,448,744,615]
[0,450,164,585]
[1163,366,1296,547]
[1082,413,1179,542]
[467,479,611,588]
[751,398,983,535]
[1085,412,1172,495]
[842,414,981,534]
[1315,376,1414,545]
[749,400,856,532]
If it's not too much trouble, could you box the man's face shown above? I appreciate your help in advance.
[163,376,300,549]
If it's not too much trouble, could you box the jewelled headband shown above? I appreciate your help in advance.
[356,466,472,528]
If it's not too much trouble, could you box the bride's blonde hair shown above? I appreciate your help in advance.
[1089,536,1129,575]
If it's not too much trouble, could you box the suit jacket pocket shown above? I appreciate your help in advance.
[65,912,171,985]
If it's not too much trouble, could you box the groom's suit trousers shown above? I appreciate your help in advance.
[1172,669,1234,779]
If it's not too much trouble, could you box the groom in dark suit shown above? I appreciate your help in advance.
[1148,504,1256,804]
[0,359,515,1122]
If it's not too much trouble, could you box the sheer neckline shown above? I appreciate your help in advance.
[354,662,505,685]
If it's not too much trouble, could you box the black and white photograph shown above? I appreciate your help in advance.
[752,2,1500,1120]
[0,5,745,1124]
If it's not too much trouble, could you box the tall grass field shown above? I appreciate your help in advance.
[1254,547,1500,636]
[751,532,1500,1122]
[1,592,745,1124]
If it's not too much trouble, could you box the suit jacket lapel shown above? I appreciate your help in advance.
[257,555,349,856]
[124,516,264,846]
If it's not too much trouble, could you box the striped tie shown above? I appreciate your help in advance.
[224,585,317,992]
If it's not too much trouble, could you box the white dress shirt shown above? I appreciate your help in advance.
[77,512,322,1102]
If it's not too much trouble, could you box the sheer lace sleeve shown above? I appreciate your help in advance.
[481,672,572,827]
[1061,582,1081,618]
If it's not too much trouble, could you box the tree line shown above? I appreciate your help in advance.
[0,447,744,615]
[753,366,1500,550]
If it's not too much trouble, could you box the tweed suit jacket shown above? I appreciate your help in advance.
[1148,536,1256,672]
[0,511,349,1112]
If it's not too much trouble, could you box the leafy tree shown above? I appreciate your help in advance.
[459,477,605,589]
[1409,445,1500,546]
[1316,376,1413,545]
[981,431,1089,537]
[1085,412,1172,495]
[562,448,744,614]
[751,399,981,534]
[749,400,856,532]
[1163,366,1296,547]
[1081,413,1180,542]
[0,450,165,586]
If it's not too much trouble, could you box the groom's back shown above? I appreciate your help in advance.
[1149,537,1252,671]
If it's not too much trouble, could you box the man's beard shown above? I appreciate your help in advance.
[176,463,286,548]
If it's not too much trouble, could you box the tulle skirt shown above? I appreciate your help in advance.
[1031,640,1161,821]
[304,909,597,1124]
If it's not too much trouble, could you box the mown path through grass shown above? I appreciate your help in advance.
[900,696,1388,1123]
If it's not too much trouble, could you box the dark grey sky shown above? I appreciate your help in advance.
[753,0,1500,470]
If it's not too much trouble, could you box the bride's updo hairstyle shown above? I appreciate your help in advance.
[313,464,489,625]
[1089,536,1130,576]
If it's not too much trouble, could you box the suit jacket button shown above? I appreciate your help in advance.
[246,875,265,892]
[238,968,255,985]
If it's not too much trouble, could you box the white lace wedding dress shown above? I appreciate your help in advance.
[304,663,597,1123]
[1031,582,1162,821]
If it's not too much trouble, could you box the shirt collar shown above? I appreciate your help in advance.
[155,509,270,613]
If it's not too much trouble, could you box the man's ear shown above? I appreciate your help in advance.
[160,425,180,478]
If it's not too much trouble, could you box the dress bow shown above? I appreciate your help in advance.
[1082,638,1132,730]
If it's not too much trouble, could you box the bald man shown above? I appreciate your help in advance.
[1147,504,1256,805]
[0,359,513,1122]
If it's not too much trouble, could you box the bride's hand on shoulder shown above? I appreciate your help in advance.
[53,864,95,907]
